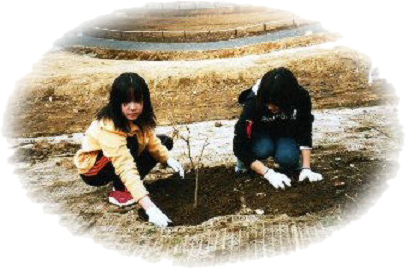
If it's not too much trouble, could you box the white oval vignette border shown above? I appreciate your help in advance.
[1,0,405,268]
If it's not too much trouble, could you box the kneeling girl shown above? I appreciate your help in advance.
[74,72,184,227]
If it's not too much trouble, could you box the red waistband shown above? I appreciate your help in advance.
[83,155,110,176]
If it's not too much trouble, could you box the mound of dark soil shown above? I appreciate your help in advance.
[142,151,397,226]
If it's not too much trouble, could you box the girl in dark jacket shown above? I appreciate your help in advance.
[233,67,323,189]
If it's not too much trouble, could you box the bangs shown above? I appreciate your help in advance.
[266,95,284,108]
[100,72,156,132]
[122,87,143,104]
[257,67,298,110]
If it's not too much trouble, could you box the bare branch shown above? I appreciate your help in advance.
[168,114,181,141]
[193,135,210,208]
[179,126,195,170]
[165,116,211,209]
[197,136,210,167]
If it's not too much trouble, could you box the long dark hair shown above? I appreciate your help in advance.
[96,72,157,132]
[256,67,300,111]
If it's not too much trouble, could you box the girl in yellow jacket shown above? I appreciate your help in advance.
[73,72,184,227]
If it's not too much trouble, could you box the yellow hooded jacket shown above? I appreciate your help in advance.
[73,118,169,202]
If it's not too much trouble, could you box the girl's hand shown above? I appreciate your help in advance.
[299,168,323,182]
[166,158,185,179]
[263,168,291,190]
[145,206,172,228]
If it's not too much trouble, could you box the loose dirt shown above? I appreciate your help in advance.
[7,100,401,264]
[3,44,398,138]
[140,147,397,226]
[9,128,399,264]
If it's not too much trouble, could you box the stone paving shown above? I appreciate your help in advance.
[55,23,325,52]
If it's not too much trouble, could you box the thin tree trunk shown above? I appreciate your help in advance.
[194,166,199,208]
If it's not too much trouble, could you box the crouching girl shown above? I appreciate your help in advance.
[73,72,184,227]
[233,67,323,190]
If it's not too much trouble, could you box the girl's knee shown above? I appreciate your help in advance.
[275,151,299,169]
[80,174,110,187]
[251,140,274,160]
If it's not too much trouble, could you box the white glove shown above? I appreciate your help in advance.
[145,206,172,228]
[263,169,291,190]
[299,168,323,182]
[166,157,185,179]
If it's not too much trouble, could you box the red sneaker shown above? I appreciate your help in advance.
[108,188,136,207]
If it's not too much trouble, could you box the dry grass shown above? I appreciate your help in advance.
[3,42,397,137]
[79,6,315,43]
[4,44,397,138]
[86,6,306,32]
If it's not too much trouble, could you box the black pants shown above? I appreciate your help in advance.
[80,135,173,191]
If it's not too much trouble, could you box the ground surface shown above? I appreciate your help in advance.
[8,105,402,265]
[3,43,396,138]
[86,6,300,32]
[59,23,327,51]
[59,29,342,58]
[3,5,403,266]
[76,5,313,43]
[142,152,396,226]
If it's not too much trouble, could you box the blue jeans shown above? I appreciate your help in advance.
[250,131,300,170]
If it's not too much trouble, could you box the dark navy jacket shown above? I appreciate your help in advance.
[233,86,314,167]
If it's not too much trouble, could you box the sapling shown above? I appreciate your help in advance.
[172,124,209,208]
